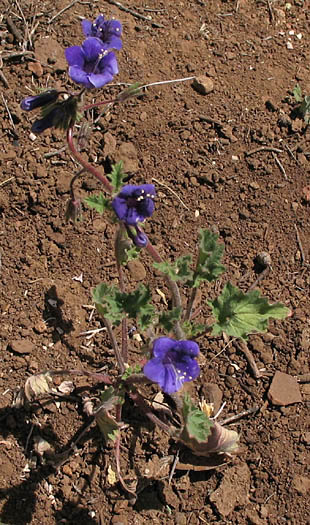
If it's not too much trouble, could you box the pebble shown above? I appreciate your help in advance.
[127,260,146,281]
[28,61,43,77]
[291,475,310,495]
[192,75,214,95]
[267,371,302,406]
[9,338,34,354]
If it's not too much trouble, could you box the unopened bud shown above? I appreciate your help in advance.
[20,90,59,111]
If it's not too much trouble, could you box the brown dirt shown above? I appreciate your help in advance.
[1,0,310,524]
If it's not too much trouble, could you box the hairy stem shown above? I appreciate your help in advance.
[115,226,128,365]
[67,127,113,193]
[102,317,126,375]
[146,241,184,339]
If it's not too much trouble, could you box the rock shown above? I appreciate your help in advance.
[28,61,43,77]
[34,37,67,71]
[192,75,214,95]
[209,463,251,517]
[203,383,223,414]
[114,142,139,172]
[103,132,116,157]
[9,338,34,354]
[268,371,302,406]
[127,260,146,281]
[291,475,310,495]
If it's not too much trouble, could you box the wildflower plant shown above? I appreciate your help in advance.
[19,14,290,495]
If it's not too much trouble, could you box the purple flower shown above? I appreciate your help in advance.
[20,90,59,111]
[125,224,149,248]
[112,184,156,225]
[143,337,200,394]
[65,37,118,89]
[82,14,122,50]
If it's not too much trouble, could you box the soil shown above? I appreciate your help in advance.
[0,0,310,524]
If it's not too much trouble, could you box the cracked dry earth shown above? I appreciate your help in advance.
[0,0,310,524]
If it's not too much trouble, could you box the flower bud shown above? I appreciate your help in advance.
[20,90,59,111]
[133,230,148,248]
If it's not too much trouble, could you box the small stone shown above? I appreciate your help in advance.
[192,75,214,95]
[268,371,302,406]
[103,132,116,157]
[203,383,223,414]
[291,475,310,495]
[28,61,44,77]
[33,319,47,334]
[62,464,72,477]
[9,339,35,355]
[127,260,146,281]
[111,516,128,525]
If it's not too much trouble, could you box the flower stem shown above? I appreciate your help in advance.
[102,317,126,375]
[146,242,184,339]
[115,226,128,365]
[67,127,113,194]
[82,98,117,111]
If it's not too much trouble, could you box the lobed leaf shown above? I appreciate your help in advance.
[191,229,225,287]
[158,307,182,332]
[209,282,290,340]
[153,255,193,282]
[108,161,127,193]
[84,193,111,214]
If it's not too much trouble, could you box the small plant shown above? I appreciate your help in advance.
[18,13,290,495]
[292,84,310,123]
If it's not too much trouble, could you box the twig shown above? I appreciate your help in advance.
[48,0,79,24]
[267,0,274,23]
[236,340,264,379]
[107,0,164,28]
[272,152,288,179]
[152,177,190,211]
[0,69,9,88]
[285,143,298,163]
[219,405,259,426]
[247,266,270,291]
[295,373,310,383]
[1,94,15,130]
[102,317,125,375]
[44,146,66,159]
[245,146,283,156]
[294,224,306,265]
[25,423,35,453]
[0,176,14,187]
[6,15,23,42]
[168,449,179,484]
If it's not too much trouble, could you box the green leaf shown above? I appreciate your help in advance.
[299,95,310,123]
[84,193,111,214]
[153,255,193,282]
[121,364,142,381]
[158,307,182,332]
[92,283,124,325]
[122,285,155,330]
[108,161,127,193]
[209,282,290,340]
[123,245,140,264]
[293,84,303,103]
[192,229,225,287]
[117,82,142,103]
[181,393,213,443]
[93,283,155,330]
[182,320,206,338]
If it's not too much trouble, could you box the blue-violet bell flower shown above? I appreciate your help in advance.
[112,184,156,225]
[65,37,118,89]
[82,14,122,50]
[143,337,200,394]
[20,90,59,111]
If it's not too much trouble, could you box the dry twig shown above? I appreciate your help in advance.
[152,177,190,211]
[107,0,164,28]
[219,405,259,426]
[245,146,283,156]
[272,151,287,179]
[294,224,306,265]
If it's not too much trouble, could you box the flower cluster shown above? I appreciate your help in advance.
[65,14,122,89]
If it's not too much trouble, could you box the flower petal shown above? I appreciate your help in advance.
[174,340,200,357]
[143,358,166,384]
[99,51,119,75]
[68,66,92,88]
[81,19,93,36]
[88,71,113,88]
[65,46,84,67]
[174,355,200,383]
[82,37,105,61]
[152,337,176,359]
